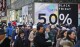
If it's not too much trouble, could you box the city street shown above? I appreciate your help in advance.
[0,0,80,47]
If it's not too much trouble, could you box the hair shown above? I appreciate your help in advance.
[8,23,11,26]
[56,29,62,39]
[60,30,67,38]
[37,24,43,31]
[18,29,24,36]
[66,30,76,44]
[66,30,75,40]
[57,30,67,39]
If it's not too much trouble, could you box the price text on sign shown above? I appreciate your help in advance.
[59,13,72,25]
[38,13,72,25]
[38,13,57,24]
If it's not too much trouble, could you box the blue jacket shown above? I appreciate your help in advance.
[6,26,14,37]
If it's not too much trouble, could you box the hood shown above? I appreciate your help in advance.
[8,22,11,26]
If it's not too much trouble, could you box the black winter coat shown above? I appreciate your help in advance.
[14,36,27,47]
[0,38,10,47]
[34,32,52,47]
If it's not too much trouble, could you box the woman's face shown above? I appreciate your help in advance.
[64,31,67,37]
[69,32,76,40]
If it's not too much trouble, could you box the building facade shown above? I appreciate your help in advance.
[6,0,80,25]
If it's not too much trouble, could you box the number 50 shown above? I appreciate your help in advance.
[38,14,57,24]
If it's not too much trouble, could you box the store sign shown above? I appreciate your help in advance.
[34,3,78,27]
[59,4,78,27]
[34,3,58,24]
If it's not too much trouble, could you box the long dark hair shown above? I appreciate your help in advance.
[57,30,67,39]
[66,30,76,44]
[60,30,67,38]
[18,29,24,37]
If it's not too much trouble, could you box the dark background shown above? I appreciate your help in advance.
[59,4,78,27]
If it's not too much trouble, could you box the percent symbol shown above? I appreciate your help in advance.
[59,14,72,25]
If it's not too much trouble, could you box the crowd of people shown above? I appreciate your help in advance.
[0,22,80,47]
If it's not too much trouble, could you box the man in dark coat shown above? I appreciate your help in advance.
[34,24,52,47]
[24,25,31,47]
[0,29,10,47]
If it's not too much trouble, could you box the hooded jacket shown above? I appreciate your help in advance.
[6,23,14,37]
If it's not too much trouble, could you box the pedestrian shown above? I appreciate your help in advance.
[21,25,25,31]
[56,30,67,47]
[60,30,76,47]
[13,29,26,47]
[6,22,14,47]
[28,25,37,47]
[24,25,31,47]
[50,25,57,45]
[45,27,51,40]
[0,29,10,47]
[34,24,53,47]
[6,22,14,40]
[12,21,17,27]
[11,26,19,47]
[45,26,54,47]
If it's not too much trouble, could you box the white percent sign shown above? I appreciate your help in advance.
[59,14,72,25]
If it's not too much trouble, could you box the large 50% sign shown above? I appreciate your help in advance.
[38,13,72,25]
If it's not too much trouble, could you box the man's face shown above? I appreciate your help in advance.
[0,34,5,41]
[39,27,44,33]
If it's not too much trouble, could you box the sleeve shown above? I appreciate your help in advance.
[14,39,18,47]
[34,36,52,46]
[56,39,61,47]
[6,38,10,47]
[6,28,9,37]
[28,31,34,42]
[60,39,65,45]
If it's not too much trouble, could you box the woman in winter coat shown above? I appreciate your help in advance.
[60,30,76,47]
[28,25,37,47]
[56,30,67,47]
